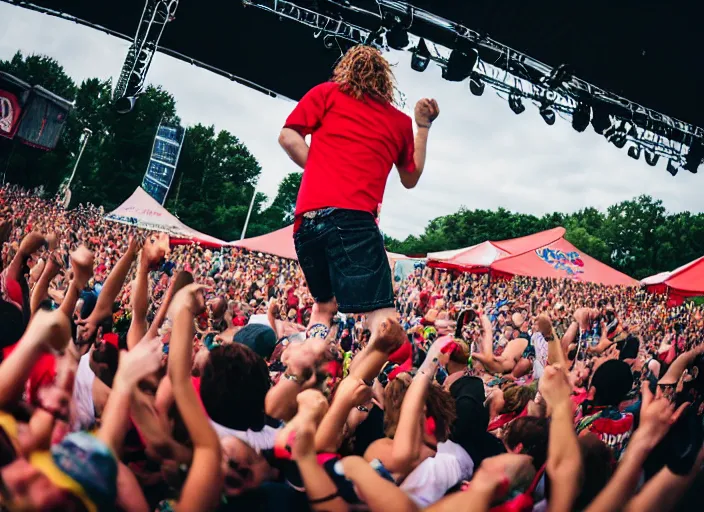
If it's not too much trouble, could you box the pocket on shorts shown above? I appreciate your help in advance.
[334,223,386,278]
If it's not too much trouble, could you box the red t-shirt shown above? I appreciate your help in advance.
[284,82,415,221]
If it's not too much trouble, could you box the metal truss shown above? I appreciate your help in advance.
[243,0,702,171]
[112,0,179,113]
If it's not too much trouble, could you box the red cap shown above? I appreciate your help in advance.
[102,333,119,348]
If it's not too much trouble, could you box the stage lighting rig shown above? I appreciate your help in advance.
[540,63,573,89]
[644,150,659,166]
[386,23,409,50]
[627,145,641,160]
[508,93,525,115]
[113,0,179,114]
[469,72,484,96]
[666,160,679,176]
[571,102,590,132]
[411,38,431,72]
[684,139,703,173]
[539,103,556,125]
[591,105,611,135]
[442,49,477,82]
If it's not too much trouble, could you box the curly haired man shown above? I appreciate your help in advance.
[279,45,439,340]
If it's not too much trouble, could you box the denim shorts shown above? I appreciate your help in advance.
[294,208,394,313]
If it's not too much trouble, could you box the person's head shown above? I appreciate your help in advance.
[383,375,456,442]
[503,417,549,469]
[220,436,274,497]
[200,344,270,431]
[332,45,396,104]
[89,339,119,388]
[501,384,536,415]
[0,458,88,511]
[588,360,633,407]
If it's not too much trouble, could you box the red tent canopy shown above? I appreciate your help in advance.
[230,225,297,260]
[428,227,565,271]
[643,256,704,304]
[491,236,637,286]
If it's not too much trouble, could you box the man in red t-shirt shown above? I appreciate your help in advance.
[279,45,439,336]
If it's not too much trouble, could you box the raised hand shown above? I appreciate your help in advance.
[115,336,163,389]
[637,381,689,448]
[414,98,440,127]
[70,246,94,289]
[538,364,572,409]
[168,283,209,317]
[335,377,373,408]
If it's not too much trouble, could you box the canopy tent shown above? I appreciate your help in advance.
[105,187,227,248]
[428,227,566,271]
[231,224,414,263]
[230,225,297,260]
[491,236,637,286]
[642,256,704,304]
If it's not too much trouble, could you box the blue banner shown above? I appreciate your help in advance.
[142,122,184,205]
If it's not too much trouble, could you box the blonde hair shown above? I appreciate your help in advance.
[332,45,396,105]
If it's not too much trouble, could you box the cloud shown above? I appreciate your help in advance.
[1,4,701,242]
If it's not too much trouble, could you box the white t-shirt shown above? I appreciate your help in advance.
[532,332,549,380]
[247,314,270,327]
[71,353,96,431]
[400,440,474,507]
[210,421,280,452]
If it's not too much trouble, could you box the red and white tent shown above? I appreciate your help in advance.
[428,227,566,272]
[105,187,227,248]
[642,256,704,304]
[429,227,636,286]
[491,236,637,286]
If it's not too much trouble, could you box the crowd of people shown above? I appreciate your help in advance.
[0,183,702,512]
[0,42,703,512]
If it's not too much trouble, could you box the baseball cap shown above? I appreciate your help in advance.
[233,323,277,360]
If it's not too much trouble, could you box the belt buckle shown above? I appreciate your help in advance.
[303,210,319,220]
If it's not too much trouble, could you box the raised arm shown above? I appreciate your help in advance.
[539,365,582,512]
[168,284,223,512]
[398,99,439,190]
[97,336,163,454]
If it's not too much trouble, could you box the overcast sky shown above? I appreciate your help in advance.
[0,4,701,241]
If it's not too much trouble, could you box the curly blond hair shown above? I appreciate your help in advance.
[332,45,396,105]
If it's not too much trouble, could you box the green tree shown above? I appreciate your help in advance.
[266,172,302,226]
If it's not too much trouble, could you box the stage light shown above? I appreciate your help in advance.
[469,72,484,96]
[666,160,679,176]
[508,93,525,115]
[644,151,659,166]
[442,49,477,82]
[410,38,430,72]
[114,96,136,114]
[571,102,590,132]
[385,25,409,50]
[606,120,627,148]
[683,139,703,173]
[539,104,556,125]
[627,145,641,160]
[591,105,611,134]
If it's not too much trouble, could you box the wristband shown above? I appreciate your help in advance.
[417,122,432,129]
[308,492,340,504]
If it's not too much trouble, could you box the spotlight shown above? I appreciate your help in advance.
[571,102,590,132]
[410,38,430,72]
[591,105,611,135]
[683,139,703,174]
[644,151,659,166]
[114,96,136,114]
[508,93,525,115]
[442,49,477,82]
[469,72,484,96]
[627,145,641,160]
[666,160,679,176]
[606,120,627,148]
[539,104,556,125]
[386,25,409,50]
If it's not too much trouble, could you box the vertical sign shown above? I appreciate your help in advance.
[142,122,185,205]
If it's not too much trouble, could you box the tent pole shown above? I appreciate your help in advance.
[240,184,257,240]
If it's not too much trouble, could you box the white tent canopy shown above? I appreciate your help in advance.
[105,187,226,247]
